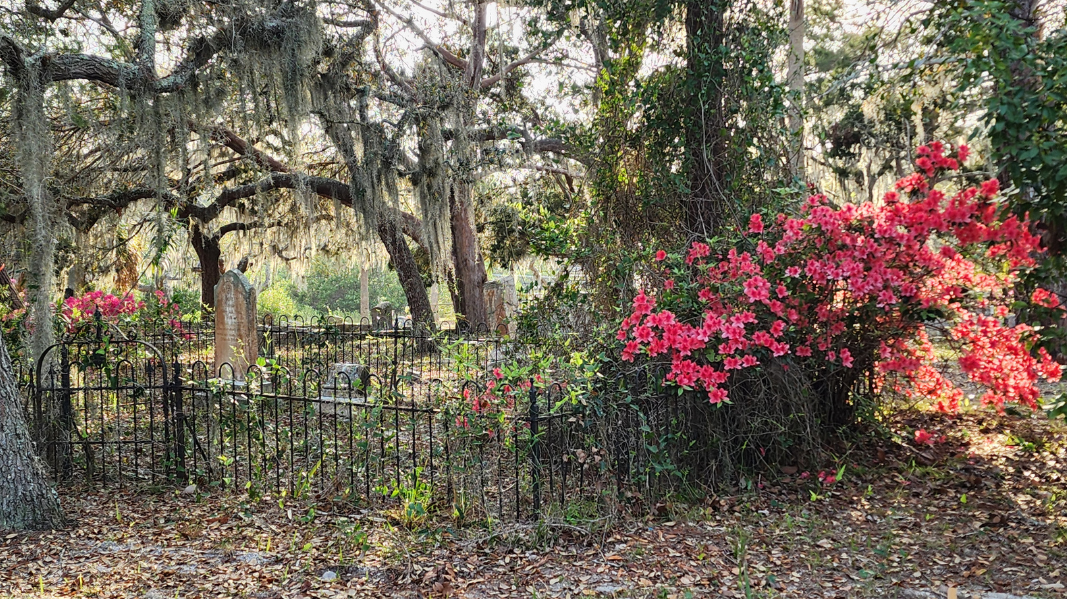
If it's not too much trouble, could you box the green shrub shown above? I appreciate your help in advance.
[294,259,407,314]
[258,280,299,317]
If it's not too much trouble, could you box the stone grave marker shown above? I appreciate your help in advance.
[371,301,394,331]
[319,362,371,415]
[214,269,258,380]
[484,275,518,334]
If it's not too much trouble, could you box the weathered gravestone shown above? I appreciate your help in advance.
[319,362,371,415]
[371,301,394,331]
[484,276,518,335]
[215,269,258,380]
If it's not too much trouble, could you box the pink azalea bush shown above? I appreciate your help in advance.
[618,142,1062,414]
[62,289,187,336]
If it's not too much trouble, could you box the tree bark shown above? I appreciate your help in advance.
[319,116,436,330]
[377,219,434,329]
[449,182,488,328]
[190,225,222,310]
[683,0,728,238]
[0,331,65,531]
[786,0,805,178]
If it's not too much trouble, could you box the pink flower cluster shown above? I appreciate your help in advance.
[913,429,946,446]
[62,289,186,336]
[619,143,1061,410]
[63,291,144,328]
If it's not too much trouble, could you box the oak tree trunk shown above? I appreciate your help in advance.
[190,225,222,310]
[0,332,65,531]
[377,219,435,330]
[449,182,488,328]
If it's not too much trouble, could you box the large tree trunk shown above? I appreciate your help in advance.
[449,182,488,328]
[319,115,435,330]
[0,332,65,530]
[683,0,728,238]
[786,0,805,177]
[377,219,435,330]
[190,225,222,310]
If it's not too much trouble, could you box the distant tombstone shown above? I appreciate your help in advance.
[371,301,394,331]
[320,363,371,399]
[319,362,371,415]
[215,269,258,380]
[484,276,518,335]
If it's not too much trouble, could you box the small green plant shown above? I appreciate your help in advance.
[294,460,322,499]
[731,526,754,599]
[245,480,263,502]
[1005,433,1043,452]
[379,467,433,528]
[337,518,370,559]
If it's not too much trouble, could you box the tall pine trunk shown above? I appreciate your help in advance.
[683,0,728,237]
[786,0,805,177]
[0,332,65,531]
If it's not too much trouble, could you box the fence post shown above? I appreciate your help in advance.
[529,381,541,518]
[172,361,187,484]
[59,343,73,481]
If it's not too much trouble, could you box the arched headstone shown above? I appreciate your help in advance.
[215,269,258,380]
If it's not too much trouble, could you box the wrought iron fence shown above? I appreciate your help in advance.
[27,327,614,522]
[24,315,865,518]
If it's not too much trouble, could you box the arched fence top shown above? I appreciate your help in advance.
[34,337,168,392]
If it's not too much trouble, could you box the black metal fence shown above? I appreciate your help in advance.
[27,325,618,522]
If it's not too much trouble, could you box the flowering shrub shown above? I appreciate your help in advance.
[453,368,532,433]
[62,289,187,337]
[0,293,27,340]
[913,428,947,447]
[618,142,1062,415]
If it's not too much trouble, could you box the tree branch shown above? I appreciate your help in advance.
[374,0,467,70]
[1,13,291,93]
[440,125,577,158]
[205,172,425,247]
[374,37,414,97]
[204,123,292,173]
[478,35,562,89]
[323,17,374,28]
[208,123,426,247]
[464,1,487,88]
[26,0,78,22]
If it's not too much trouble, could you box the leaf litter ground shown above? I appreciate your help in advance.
[2,407,1065,598]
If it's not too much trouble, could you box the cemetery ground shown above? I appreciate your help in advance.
[1,407,1065,599]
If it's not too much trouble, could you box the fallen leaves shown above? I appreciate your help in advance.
[0,408,1064,598]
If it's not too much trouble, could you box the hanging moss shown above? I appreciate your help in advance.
[414,115,453,274]
[12,60,57,368]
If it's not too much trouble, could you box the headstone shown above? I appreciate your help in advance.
[371,301,394,331]
[215,269,258,380]
[319,362,371,415]
[320,363,370,399]
[484,276,518,335]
